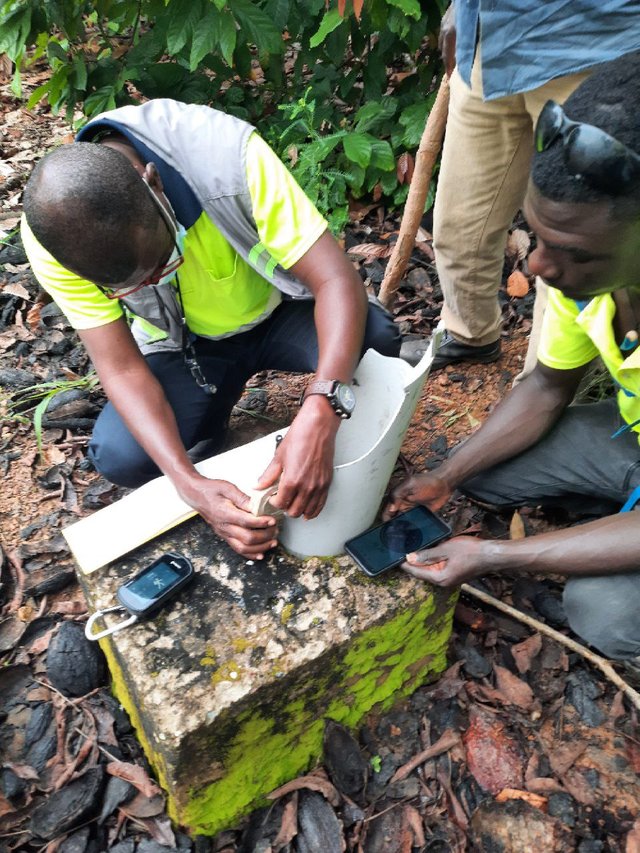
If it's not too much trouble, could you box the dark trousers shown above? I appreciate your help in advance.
[88,299,400,487]
[461,399,640,660]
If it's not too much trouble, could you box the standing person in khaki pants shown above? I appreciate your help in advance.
[422,0,640,374]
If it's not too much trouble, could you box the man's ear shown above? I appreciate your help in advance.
[143,162,164,194]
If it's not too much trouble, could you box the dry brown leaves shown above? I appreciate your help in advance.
[106,761,162,799]
[507,270,530,298]
[509,509,526,540]
[396,152,415,185]
[268,770,341,807]
[511,633,543,674]
[347,243,393,263]
[463,706,525,795]
[506,228,531,261]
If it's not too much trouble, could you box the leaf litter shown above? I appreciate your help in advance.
[1,57,639,853]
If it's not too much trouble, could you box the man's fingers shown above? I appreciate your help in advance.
[383,499,405,520]
[255,457,283,491]
[301,491,327,520]
[211,504,278,530]
[213,480,252,512]
[406,552,447,570]
[402,563,449,585]
[221,520,278,549]
[282,478,330,519]
[269,480,296,512]
[227,536,279,560]
[383,492,413,520]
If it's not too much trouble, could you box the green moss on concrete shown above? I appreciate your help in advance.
[210,660,243,686]
[280,603,295,624]
[179,591,456,835]
[200,645,217,668]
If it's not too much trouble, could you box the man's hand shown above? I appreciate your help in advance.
[402,535,486,586]
[256,396,338,519]
[439,3,457,78]
[177,475,278,559]
[384,471,453,519]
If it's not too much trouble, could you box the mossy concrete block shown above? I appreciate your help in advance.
[78,516,455,835]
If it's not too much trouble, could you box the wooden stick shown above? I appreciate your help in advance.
[460,583,640,712]
[378,75,450,309]
[3,549,26,614]
[389,729,460,783]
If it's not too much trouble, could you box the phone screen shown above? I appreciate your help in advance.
[345,506,451,577]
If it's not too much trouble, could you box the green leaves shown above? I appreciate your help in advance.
[5,373,100,458]
[386,0,421,19]
[231,0,283,55]
[218,12,237,65]
[7,0,444,225]
[343,133,373,169]
[189,5,221,70]
[166,0,201,56]
[0,2,32,58]
[309,8,343,48]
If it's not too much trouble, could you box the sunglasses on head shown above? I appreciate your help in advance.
[535,100,640,195]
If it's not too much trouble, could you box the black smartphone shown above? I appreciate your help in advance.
[117,553,194,617]
[345,506,452,577]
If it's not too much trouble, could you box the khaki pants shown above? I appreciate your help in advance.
[433,55,592,375]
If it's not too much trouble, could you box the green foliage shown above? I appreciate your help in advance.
[0,0,445,228]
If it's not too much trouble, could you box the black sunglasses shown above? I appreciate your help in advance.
[535,100,640,195]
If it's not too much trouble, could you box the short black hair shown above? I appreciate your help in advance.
[23,142,161,284]
[531,50,640,220]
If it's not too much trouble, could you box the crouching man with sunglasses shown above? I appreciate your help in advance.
[386,52,640,663]
[21,99,400,559]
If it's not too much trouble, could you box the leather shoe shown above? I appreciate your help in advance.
[431,331,500,370]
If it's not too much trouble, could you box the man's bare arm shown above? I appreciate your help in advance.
[257,230,369,518]
[80,319,278,558]
[387,361,588,516]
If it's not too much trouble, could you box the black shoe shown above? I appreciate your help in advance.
[398,334,433,367]
[431,331,500,371]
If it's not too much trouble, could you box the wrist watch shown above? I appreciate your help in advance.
[302,379,356,419]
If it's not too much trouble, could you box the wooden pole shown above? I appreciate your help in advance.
[378,75,450,310]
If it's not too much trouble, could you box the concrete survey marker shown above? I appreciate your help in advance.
[80,520,455,836]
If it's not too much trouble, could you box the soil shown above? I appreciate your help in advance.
[1,63,639,853]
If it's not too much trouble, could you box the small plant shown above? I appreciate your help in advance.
[3,371,100,456]
[269,86,438,232]
[370,754,382,773]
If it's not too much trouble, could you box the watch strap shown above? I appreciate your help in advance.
[303,380,337,401]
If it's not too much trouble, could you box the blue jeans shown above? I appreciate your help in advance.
[88,299,400,488]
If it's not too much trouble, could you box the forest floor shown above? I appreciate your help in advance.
[1,64,639,853]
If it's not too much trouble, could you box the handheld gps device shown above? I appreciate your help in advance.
[85,553,194,641]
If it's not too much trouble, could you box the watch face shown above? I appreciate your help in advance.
[336,383,356,413]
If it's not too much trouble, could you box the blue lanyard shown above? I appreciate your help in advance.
[620,486,640,512]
